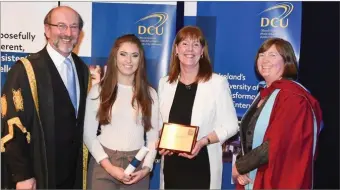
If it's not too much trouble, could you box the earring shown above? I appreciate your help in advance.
[175,53,178,56]
[201,54,203,58]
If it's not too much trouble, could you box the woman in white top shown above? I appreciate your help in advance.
[158,26,239,189]
[84,34,159,189]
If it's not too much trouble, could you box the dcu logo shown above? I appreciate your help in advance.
[259,2,293,28]
[136,12,168,35]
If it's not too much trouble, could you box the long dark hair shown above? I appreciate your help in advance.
[97,34,153,131]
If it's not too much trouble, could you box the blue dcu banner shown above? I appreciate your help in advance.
[184,1,301,117]
[91,2,177,89]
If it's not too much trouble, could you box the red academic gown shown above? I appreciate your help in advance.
[236,79,322,189]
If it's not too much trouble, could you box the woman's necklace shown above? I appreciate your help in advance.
[184,84,192,90]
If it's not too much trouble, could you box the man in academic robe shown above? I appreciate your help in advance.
[1,6,91,189]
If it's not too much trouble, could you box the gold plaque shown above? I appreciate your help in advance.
[158,123,199,153]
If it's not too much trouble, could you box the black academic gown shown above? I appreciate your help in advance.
[1,47,90,189]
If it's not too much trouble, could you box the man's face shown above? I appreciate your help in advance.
[44,7,80,57]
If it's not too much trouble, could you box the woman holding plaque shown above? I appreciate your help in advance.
[158,26,239,189]
[231,38,323,189]
[83,34,160,189]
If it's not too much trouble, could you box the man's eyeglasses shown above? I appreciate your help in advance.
[47,23,79,32]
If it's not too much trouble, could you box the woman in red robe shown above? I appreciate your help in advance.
[231,38,322,189]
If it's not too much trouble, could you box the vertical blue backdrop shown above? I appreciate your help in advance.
[91,2,177,89]
[185,2,301,118]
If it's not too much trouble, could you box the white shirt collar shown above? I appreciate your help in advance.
[46,42,74,68]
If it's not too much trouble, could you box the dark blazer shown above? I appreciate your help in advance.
[1,46,90,189]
